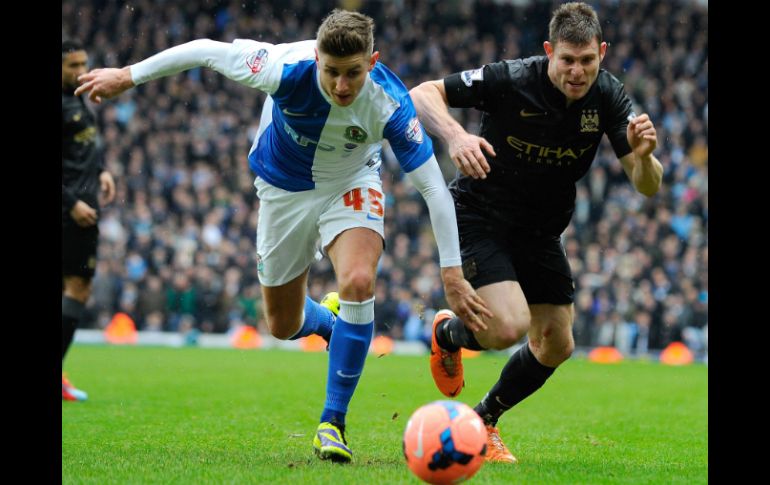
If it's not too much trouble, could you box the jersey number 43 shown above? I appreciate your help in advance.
[343,188,384,220]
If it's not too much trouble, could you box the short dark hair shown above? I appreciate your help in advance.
[548,2,603,46]
[316,9,374,57]
[62,38,84,58]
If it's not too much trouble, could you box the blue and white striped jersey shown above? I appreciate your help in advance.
[218,39,433,192]
[129,38,462,267]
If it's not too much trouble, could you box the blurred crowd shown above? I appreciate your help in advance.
[62,0,708,357]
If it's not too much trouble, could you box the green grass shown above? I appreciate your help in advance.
[62,346,707,484]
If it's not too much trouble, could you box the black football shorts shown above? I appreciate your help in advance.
[62,221,99,278]
[457,209,574,305]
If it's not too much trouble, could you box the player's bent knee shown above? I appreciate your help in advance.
[487,330,523,350]
[337,269,375,300]
[545,341,575,366]
[485,313,530,349]
[66,289,91,303]
[561,340,576,361]
[63,276,93,303]
[485,323,527,350]
[265,317,301,340]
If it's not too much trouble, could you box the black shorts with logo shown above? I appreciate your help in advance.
[62,221,99,278]
[457,208,574,305]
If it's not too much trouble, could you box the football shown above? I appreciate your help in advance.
[402,400,487,484]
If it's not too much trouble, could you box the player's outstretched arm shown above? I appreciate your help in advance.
[440,266,492,332]
[75,67,133,103]
[405,157,492,332]
[410,80,493,180]
[619,113,663,197]
[75,39,233,104]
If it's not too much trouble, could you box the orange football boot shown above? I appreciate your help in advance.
[485,425,517,463]
[429,309,464,397]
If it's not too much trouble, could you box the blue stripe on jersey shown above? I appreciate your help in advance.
[248,60,331,191]
[372,63,434,173]
[369,63,410,103]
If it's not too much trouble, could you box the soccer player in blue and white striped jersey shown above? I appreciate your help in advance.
[76,9,492,463]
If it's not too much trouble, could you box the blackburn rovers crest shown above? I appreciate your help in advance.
[344,126,368,143]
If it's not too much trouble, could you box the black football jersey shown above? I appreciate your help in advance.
[62,89,103,214]
[444,56,633,235]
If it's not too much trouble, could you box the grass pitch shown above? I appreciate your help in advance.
[62,345,707,484]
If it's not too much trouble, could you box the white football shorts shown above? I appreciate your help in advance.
[253,171,385,287]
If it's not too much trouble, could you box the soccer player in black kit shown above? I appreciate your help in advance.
[62,39,116,401]
[410,2,662,462]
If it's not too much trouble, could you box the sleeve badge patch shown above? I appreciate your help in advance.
[246,48,268,74]
[405,117,424,144]
[460,68,484,87]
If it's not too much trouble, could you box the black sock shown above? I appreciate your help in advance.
[435,317,486,352]
[62,296,85,362]
[474,343,555,426]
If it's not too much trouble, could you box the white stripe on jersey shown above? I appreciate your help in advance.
[224,40,433,191]
[128,38,459,266]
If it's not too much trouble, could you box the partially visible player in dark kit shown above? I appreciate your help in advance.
[62,38,116,401]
